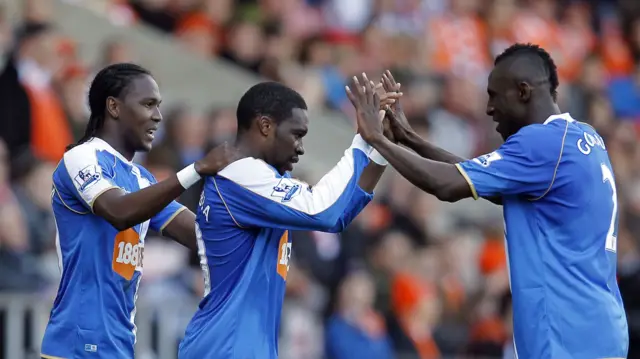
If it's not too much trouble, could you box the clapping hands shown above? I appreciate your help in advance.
[346,72,403,144]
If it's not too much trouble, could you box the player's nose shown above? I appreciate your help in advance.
[486,105,495,117]
[151,108,162,123]
[296,144,304,156]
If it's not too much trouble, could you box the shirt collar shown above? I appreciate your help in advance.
[543,112,575,125]
[87,137,132,165]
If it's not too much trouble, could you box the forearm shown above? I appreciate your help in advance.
[222,138,371,231]
[403,131,465,164]
[327,186,373,233]
[402,133,502,205]
[358,161,386,193]
[94,175,187,231]
[369,135,470,202]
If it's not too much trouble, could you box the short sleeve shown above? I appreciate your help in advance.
[62,147,119,210]
[150,201,186,233]
[137,166,187,233]
[455,125,564,200]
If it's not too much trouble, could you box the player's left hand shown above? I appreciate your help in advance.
[375,82,402,113]
[381,70,412,144]
[346,73,386,144]
[372,79,402,143]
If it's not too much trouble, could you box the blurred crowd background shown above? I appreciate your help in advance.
[2,0,640,358]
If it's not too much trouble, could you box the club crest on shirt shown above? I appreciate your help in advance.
[271,178,301,202]
[473,151,502,167]
[74,165,101,191]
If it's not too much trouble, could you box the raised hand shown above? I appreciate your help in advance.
[371,79,402,143]
[346,73,386,144]
[374,81,402,112]
[382,70,413,143]
[195,142,243,176]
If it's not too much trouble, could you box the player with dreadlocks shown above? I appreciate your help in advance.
[41,63,240,359]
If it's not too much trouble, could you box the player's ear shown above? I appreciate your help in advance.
[257,116,274,137]
[518,82,532,103]
[106,96,119,119]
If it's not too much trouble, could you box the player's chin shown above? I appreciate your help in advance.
[139,139,153,152]
[283,162,294,172]
[495,125,507,141]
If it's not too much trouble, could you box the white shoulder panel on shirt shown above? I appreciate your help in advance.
[215,136,367,215]
[218,157,282,189]
[62,140,118,207]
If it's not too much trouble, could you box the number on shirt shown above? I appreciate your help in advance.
[112,228,143,280]
[195,223,211,297]
[276,231,292,280]
[116,242,141,266]
[601,163,618,253]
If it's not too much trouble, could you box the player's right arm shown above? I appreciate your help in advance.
[209,135,372,232]
[63,142,240,231]
[362,106,564,203]
[380,70,502,204]
[455,124,563,200]
[388,116,505,204]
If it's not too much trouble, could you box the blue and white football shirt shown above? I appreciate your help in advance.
[179,135,374,359]
[42,137,185,359]
[456,113,628,359]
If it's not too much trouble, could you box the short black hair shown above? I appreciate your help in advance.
[494,43,559,100]
[67,63,151,151]
[236,82,307,131]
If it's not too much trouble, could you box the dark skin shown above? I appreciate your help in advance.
[235,79,400,194]
[380,71,501,205]
[92,74,241,250]
[380,71,463,165]
[349,73,401,192]
[358,62,561,203]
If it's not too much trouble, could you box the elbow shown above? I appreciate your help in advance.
[319,219,341,233]
[108,217,133,232]
[434,190,454,203]
[433,185,461,203]
[111,221,132,232]
[325,220,346,233]
[314,213,343,233]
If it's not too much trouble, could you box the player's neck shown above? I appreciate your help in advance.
[235,136,265,160]
[529,101,561,125]
[95,131,135,161]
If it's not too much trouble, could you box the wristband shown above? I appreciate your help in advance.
[369,149,388,166]
[351,134,373,154]
[177,163,201,189]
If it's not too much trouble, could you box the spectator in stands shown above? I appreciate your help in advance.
[279,262,325,359]
[0,142,47,292]
[325,270,395,359]
[0,22,71,163]
[220,19,265,73]
[99,37,136,67]
[11,150,55,253]
[205,107,237,148]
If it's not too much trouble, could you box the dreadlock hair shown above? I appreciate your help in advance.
[494,43,560,101]
[66,63,151,151]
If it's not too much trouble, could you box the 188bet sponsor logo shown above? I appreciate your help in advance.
[112,228,144,280]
